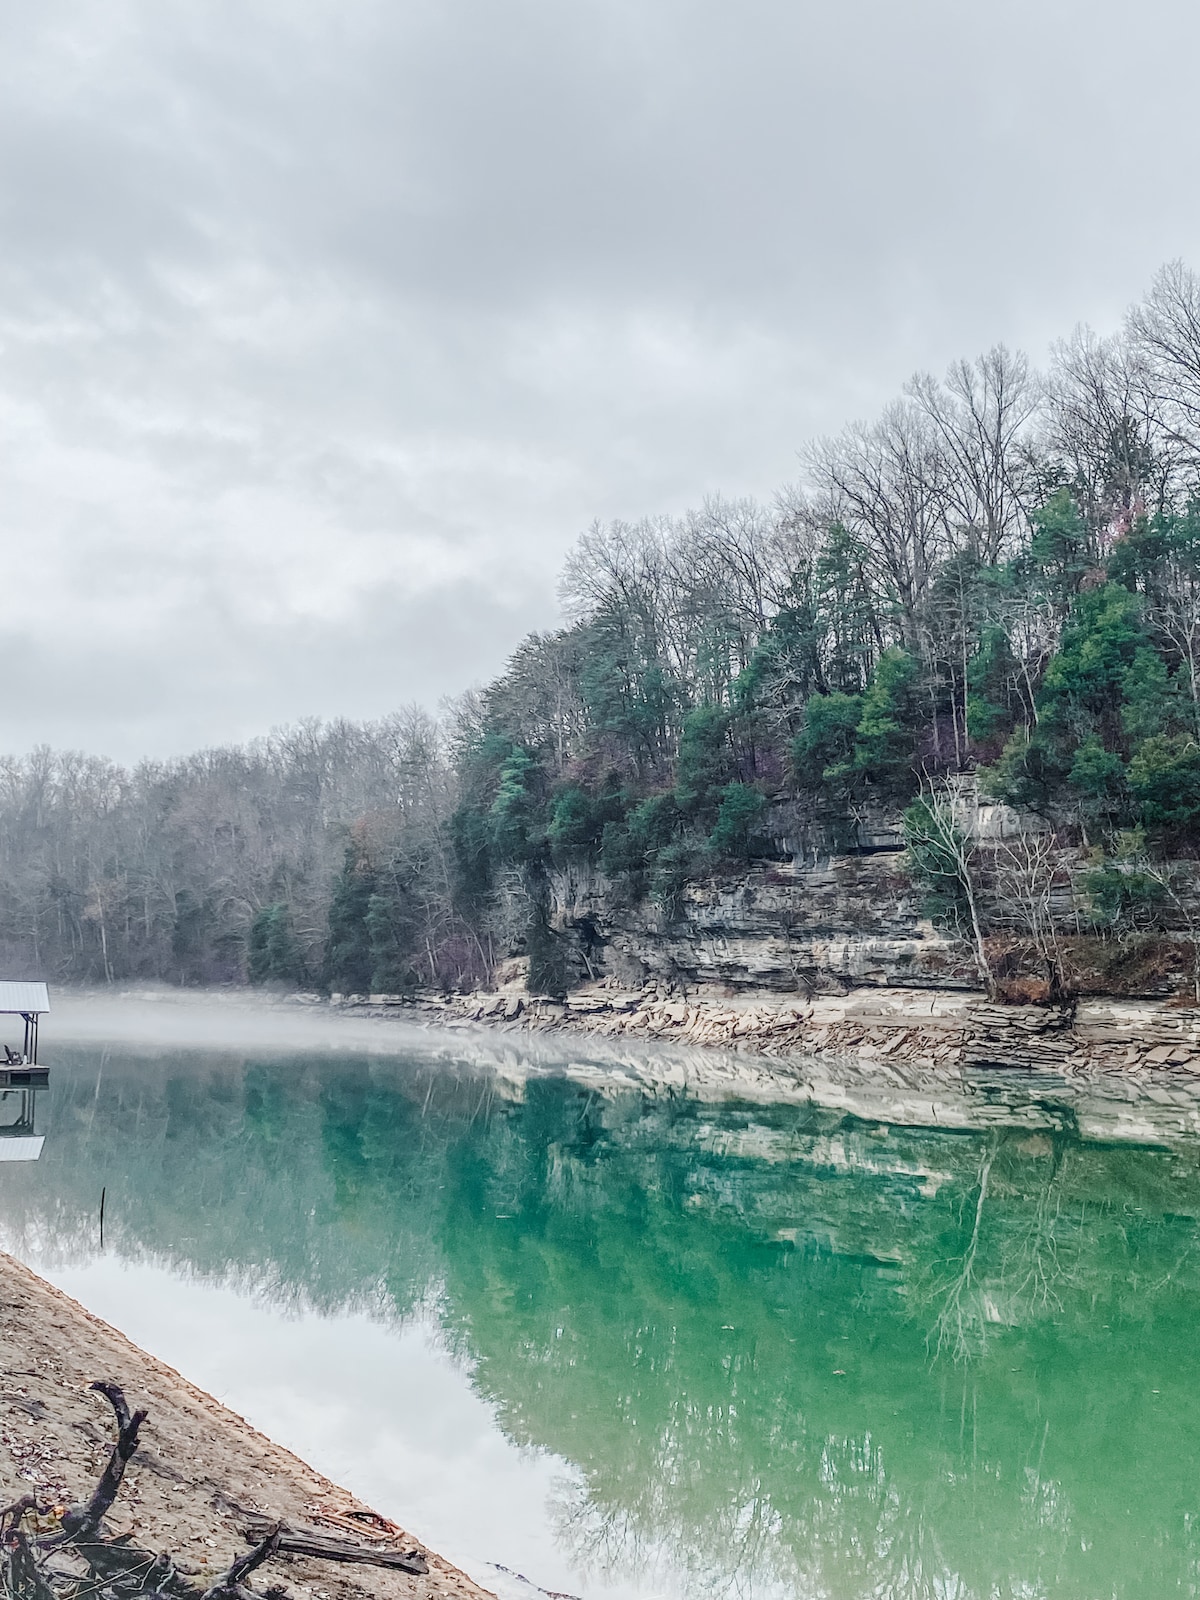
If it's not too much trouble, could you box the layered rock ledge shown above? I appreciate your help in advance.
[344,983,1200,1083]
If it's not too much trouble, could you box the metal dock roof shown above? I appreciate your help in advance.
[0,1138,44,1161]
[0,983,49,1014]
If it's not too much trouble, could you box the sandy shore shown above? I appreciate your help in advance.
[0,1251,493,1600]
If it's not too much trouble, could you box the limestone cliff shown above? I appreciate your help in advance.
[534,785,1199,1004]
[548,852,976,994]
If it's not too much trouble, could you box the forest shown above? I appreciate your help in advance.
[7,261,1200,995]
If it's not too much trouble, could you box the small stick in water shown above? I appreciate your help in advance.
[98,1188,105,1251]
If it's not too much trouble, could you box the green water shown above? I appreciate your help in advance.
[4,1041,1200,1598]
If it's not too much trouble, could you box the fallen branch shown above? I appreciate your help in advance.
[240,1521,429,1577]
[202,1525,283,1600]
[4,1529,57,1600]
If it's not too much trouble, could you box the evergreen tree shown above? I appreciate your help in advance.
[325,838,377,993]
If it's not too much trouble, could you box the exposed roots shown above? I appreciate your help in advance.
[0,1383,428,1600]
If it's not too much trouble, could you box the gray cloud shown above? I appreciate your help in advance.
[0,0,1197,759]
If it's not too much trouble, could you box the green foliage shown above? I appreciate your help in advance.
[791,693,863,796]
[651,839,708,919]
[1030,489,1091,596]
[978,727,1054,811]
[325,840,377,993]
[1108,515,1175,594]
[966,624,1020,742]
[450,727,514,909]
[545,785,593,860]
[1068,735,1127,821]
[601,793,679,878]
[852,647,919,794]
[791,650,919,805]
[733,575,823,721]
[966,693,1009,743]
[708,784,766,861]
[577,602,678,768]
[1039,583,1149,741]
[1121,648,1174,744]
[1082,836,1169,930]
[450,802,493,909]
[813,522,878,693]
[674,705,732,818]
[488,746,546,864]
[248,902,306,986]
[547,780,624,865]
[1128,734,1200,831]
[421,464,1200,972]
[365,886,421,993]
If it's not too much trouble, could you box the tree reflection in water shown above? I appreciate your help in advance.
[0,1045,1197,1598]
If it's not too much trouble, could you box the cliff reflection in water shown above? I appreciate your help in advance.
[2,1043,1200,1599]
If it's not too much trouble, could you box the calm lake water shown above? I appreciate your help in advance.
[1,1010,1199,1599]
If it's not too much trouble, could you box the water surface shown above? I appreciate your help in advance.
[1,1017,1198,1599]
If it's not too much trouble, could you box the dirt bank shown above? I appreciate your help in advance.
[0,1251,492,1600]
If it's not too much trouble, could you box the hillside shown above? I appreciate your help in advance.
[7,263,1200,1007]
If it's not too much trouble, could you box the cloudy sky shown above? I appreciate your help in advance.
[1,0,1199,761]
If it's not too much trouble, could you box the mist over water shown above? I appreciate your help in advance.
[1,1003,1199,1598]
[47,989,443,1057]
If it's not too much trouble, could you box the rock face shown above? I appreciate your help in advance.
[549,853,977,995]
[346,783,1200,1076]
[542,817,1200,1003]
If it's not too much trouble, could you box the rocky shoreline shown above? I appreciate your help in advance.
[288,980,1200,1145]
[347,980,1200,1076]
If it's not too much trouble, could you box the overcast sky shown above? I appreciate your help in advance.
[1,0,1198,761]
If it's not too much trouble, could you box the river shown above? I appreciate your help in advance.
[0,996,1196,1599]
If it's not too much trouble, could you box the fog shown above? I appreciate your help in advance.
[46,989,447,1056]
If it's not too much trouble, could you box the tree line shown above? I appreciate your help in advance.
[0,713,473,989]
[8,262,1200,993]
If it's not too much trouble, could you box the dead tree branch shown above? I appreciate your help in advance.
[5,1382,428,1600]
[41,1382,147,1550]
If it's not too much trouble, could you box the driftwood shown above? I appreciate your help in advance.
[42,1381,148,1548]
[240,1519,429,1577]
[0,1382,428,1599]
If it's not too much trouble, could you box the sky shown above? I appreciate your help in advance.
[2,0,1200,762]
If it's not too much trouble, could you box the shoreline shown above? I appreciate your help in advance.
[42,982,1200,1144]
[389,982,1200,1144]
[390,978,1200,1075]
[0,1251,492,1600]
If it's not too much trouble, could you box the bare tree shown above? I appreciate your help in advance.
[1128,260,1200,455]
[805,404,951,656]
[1044,324,1176,531]
[991,832,1072,998]
[907,344,1039,563]
[903,785,994,996]
[928,1140,998,1363]
[1148,549,1200,736]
